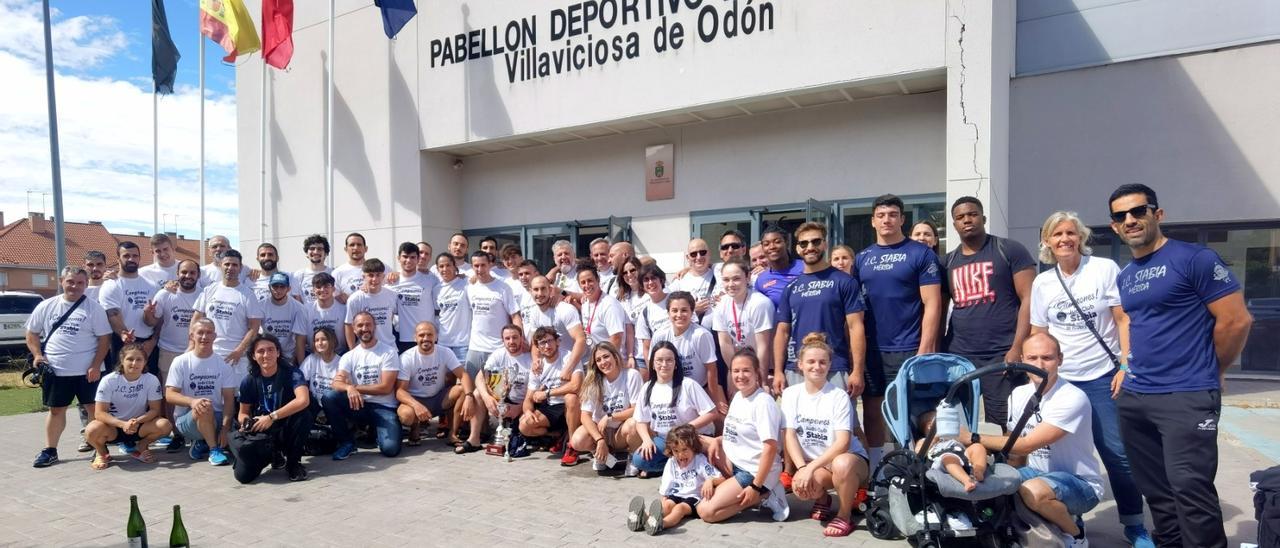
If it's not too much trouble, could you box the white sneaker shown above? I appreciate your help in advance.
[1064,533,1089,548]
[761,488,790,522]
[592,453,619,471]
[624,461,639,477]
[946,512,974,531]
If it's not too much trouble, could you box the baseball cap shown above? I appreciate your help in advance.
[269,272,290,287]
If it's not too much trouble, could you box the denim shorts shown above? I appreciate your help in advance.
[443,345,468,365]
[175,410,224,442]
[1017,467,1101,516]
[731,464,756,488]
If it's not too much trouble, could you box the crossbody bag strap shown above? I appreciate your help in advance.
[41,295,87,352]
[1054,266,1122,369]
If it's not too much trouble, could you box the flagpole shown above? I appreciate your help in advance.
[199,37,206,264]
[326,0,335,268]
[260,56,266,245]
[41,0,66,275]
[153,89,159,235]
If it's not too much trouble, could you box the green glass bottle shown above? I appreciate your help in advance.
[168,505,189,547]
[126,495,147,548]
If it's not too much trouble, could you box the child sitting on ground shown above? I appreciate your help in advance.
[915,409,989,492]
[625,424,724,535]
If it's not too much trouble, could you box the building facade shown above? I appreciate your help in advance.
[239,0,1280,374]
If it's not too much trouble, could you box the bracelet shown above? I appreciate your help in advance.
[749,483,769,495]
[594,436,605,444]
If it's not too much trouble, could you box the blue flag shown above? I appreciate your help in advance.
[375,0,417,39]
[151,0,180,94]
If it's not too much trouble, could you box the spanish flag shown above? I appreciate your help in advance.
[199,0,260,63]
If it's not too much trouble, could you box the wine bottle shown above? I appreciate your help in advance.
[169,505,189,547]
[127,495,147,548]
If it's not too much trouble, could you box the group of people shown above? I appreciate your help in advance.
[22,184,1249,547]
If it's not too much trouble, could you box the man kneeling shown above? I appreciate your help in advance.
[231,334,312,483]
[519,327,583,449]
[324,311,402,459]
[166,319,238,466]
[459,325,531,454]
[396,322,475,446]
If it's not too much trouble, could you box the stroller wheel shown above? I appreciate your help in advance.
[866,499,901,540]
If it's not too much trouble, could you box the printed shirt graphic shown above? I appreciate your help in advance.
[528,348,577,405]
[399,346,460,398]
[337,342,400,406]
[466,279,518,353]
[1117,239,1241,393]
[238,367,307,416]
[25,296,112,376]
[306,300,348,354]
[780,382,865,461]
[194,283,263,357]
[293,266,333,304]
[95,371,163,420]
[721,388,784,474]
[1029,256,1123,381]
[711,291,775,351]
[856,239,941,352]
[435,277,471,348]
[99,275,160,338]
[777,267,865,371]
[658,453,722,500]
[651,324,717,386]
[390,272,440,342]
[261,298,308,358]
[635,377,716,436]
[330,263,365,298]
[944,236,1035,358]
[300,352,341,394]
[151,288,201,353]
[344,288,400,347]
[166,352,237,417]
[582,368,643,427]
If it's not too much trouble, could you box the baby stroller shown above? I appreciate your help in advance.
[864,353,1049,548]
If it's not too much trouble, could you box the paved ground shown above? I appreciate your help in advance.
[0,381,1275,547]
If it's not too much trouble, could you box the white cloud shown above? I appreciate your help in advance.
[0,1,240,246]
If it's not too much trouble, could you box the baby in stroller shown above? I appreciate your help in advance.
[915,409,988,492]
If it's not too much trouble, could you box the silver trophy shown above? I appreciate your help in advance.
[484,366,512,459]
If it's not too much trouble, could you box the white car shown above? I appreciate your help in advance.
[0,291,43,354]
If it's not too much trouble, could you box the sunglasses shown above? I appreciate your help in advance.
[720,242,743,251]
[1109,204,1157,224]
[688,249,709,258]
[796,237,824,249]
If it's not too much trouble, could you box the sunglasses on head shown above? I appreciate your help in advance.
[796,237,824,249]
[1110,204,1157,224]
[688,249,709,258]
[720,242,743,251]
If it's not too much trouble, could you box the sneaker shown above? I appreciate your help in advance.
[189,440,210,461]
[624,461,640,477]
[208,447,230,466]
[332,442,357,461]
[271,450,287,470]
[1123,525,1154,548]
[1065,517,1089,548]
[626,496,646,531]
[946,512,974,531]
[77,438,93,453]
[644,498,664,535]
[550,435,565,454]
[779,470,793,493]
[287,463,308,482]
[118,442,137,456]
[32,448,58,468]
[592,452,620,471]
[560,447,580,467]
[153,436,173,449]
[761,487,790,522]
[165,435,185,454]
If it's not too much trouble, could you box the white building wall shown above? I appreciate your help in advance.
[1008,41,1280,247]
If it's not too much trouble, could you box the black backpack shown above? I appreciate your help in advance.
[1253,465,1280,548]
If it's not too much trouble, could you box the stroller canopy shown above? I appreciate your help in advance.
[880,353,981,448]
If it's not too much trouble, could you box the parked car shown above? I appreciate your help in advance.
[0,291,42,355]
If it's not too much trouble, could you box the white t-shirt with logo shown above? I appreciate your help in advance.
[722,388,784,476]
[293,266,333,304]
[331,263,365,298]
[200,263,251,288]
[25,295,112,376]
[305,300,348,353]
[344,288,399,347]
[435,277,471,348]
[651,324,717,386]
[1030,256,1123,382]
[390,272,440,342]
[337,342,400,407]
[138,261,179,286]
[635,377,716,436]
[99,275,159,339]
[299,352,341,395]
[399,347,461,399]
[522,301,582,345]
[150,288,200,353]
[1006,380,1104,499]
[193,283,263,358]
[466,279,519,353]
[527,348,580,406]
[634,296,671,344]
[712,291,775,351]
[621,292,648,358]
[658,453,722,500]
[260,297,308,360]
[669,269,719,329]
[580,294,628,347]
[250,274,303,303]
[780,382,865,461]
[95,371,163,420]
[483,350,533,405]
[581,368,643,427]
[166,351,237,418]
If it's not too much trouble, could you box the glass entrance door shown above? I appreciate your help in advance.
[527,225,574,273]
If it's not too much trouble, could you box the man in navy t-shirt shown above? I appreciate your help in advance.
[754,224,805,314]
[856,194,943,471]
[1110,184,1251,548]
[943,196,1036,429]
[772,222,866,397]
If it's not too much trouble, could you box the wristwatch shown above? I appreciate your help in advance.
[270,411,279,421]
[749,483,770,495]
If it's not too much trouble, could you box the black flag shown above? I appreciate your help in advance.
[152,0,180,94]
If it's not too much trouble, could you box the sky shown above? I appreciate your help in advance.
[0,0,241,247]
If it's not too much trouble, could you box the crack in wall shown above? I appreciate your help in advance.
[951,5,986,193]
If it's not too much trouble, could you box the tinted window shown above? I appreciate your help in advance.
[0,296,40,315]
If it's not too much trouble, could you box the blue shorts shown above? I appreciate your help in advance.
[731,464,756,489]
[1017,467,1100,516]
[410,391,449,416]
[443,345,468,365]
[175,410,224,442]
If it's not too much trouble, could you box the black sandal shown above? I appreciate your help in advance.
[454,441,481,454]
